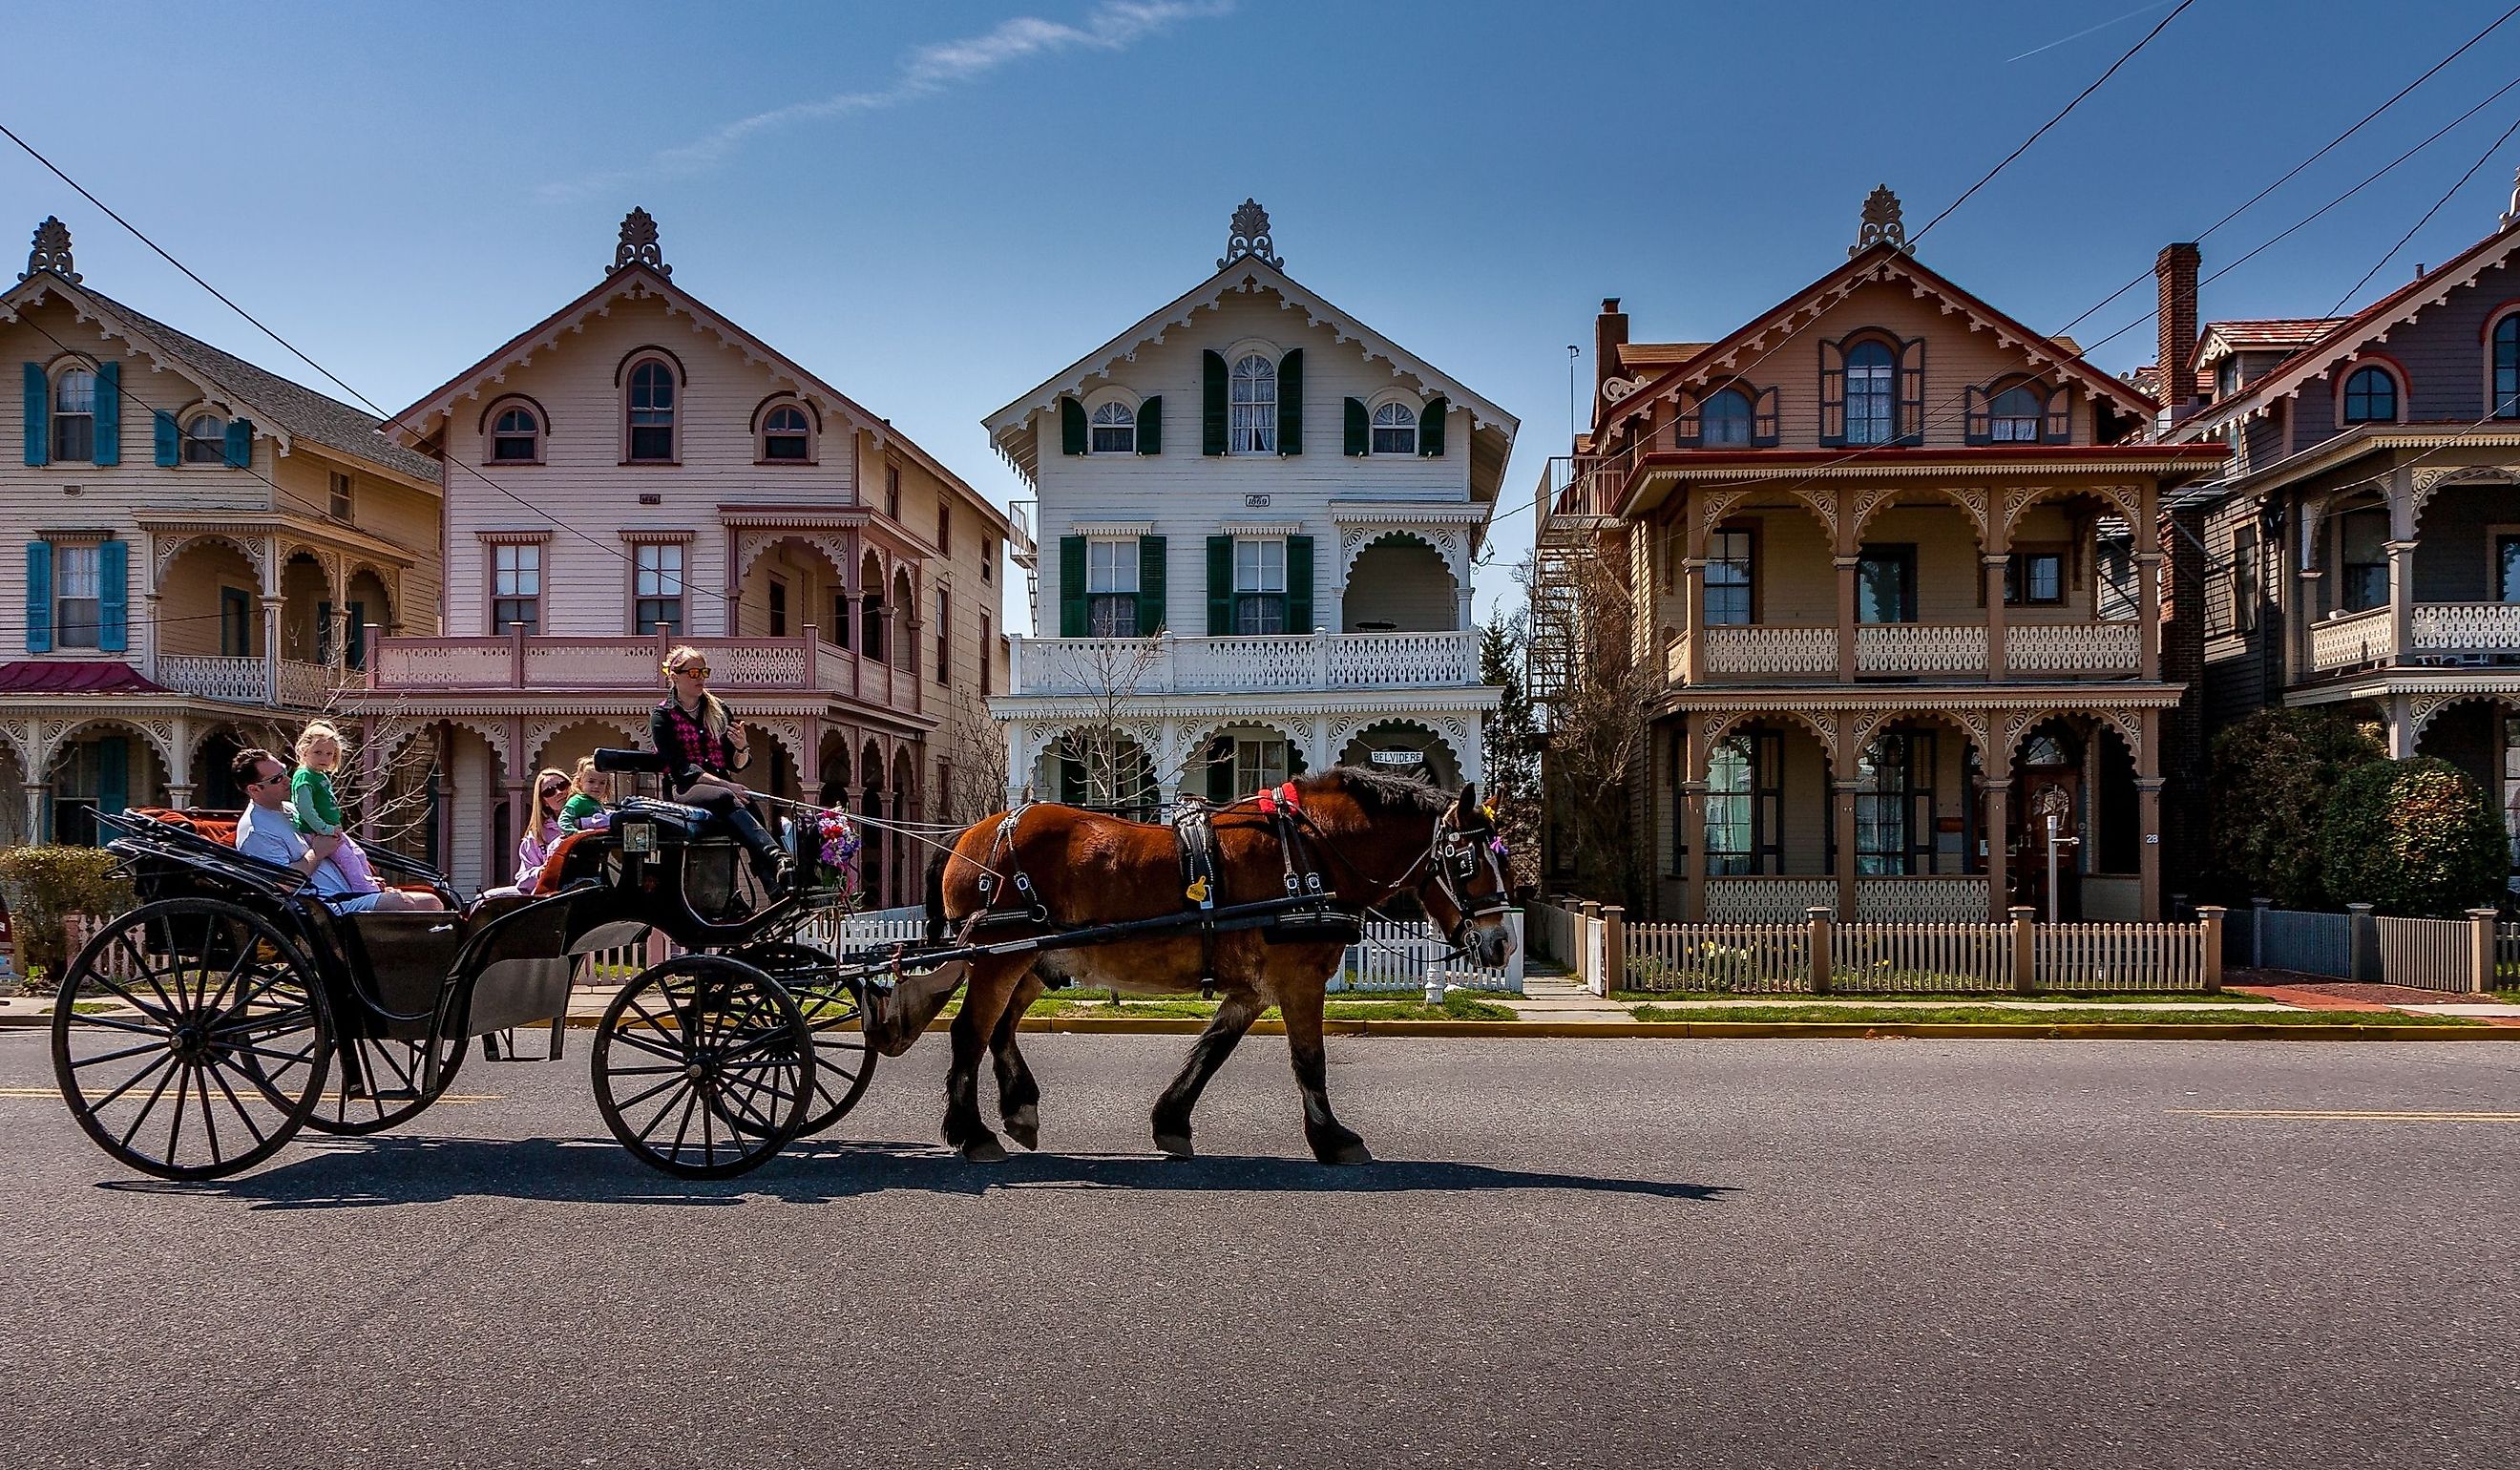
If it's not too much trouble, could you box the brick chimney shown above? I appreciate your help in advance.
[2154,243,2200,425]
[1594,297,1628,401]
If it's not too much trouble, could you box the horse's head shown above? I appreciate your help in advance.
[1417,783,1515,968]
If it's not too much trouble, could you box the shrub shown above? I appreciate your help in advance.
[2205,708,2384,908]
[0,846,135,989]
[2319,758,2509,917]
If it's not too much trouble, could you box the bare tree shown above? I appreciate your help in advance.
[1520,524,1657,910]
[320,690,445,861]
[1036,636,1170,819]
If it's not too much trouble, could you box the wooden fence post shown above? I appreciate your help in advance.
[2010,905,2036,996]
[2468,908,2497,996]
[1807,905,1833,996]
[2250,897,2269,970]
[2347,903,2377,983]
[1601,906,1625,996]
[2197,905,2225,993]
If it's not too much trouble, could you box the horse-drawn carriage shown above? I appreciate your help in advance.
[49,748,882,1182]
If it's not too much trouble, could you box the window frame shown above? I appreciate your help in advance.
[1085,538,1141,638]
[1088,400,1137,455]
[180,410,228,466]
[490,540,544,635]
[327,471,355,521]
[1986,383,2046,444]
[51,540,102,650]
[1369,399,1418,455]
[621,353,681,464]
[631,540,686,636]
[756,398,815,464]
[1842,338,1899,447]
[885,463,902,519]
[2489,309,2520,420]
[934,586,950,685]
[1232,536,1289,634]
[1855,544,1919,624]
[2340,362,2402,425]
[50,364,97,465]
[1703,524,1756,627]
[1228,353,1278,455]
[484,396,546,464]
[1850,729,1931,877]
[2003,547,2068,607]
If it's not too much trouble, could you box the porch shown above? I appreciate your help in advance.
[366,628,924,719]
[1006,627,1480,697]
[2295,470,2520,678]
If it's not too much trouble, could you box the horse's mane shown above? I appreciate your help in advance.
[1297,765,1450,818]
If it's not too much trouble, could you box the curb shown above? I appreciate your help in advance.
[10,1013,2515,1042]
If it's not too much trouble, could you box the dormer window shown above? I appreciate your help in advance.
[1090,401,1136,454]
[1987,385,2044,442]
[760,402,812,462]
[490,403,543,462]
[624,356,678,461]
[2214,357,2238,402]
[1699,388,1753,447]
[52,368,96,463]
[182,412,227,464]
[1370,401,1417,454]
[2342,365,2399,424]
[1843,341,1896,445]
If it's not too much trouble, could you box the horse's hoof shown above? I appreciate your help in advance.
[1003,1108,1040,1151]
[961,1133,1009,1164]
[1153,1132,1195,1160]
[1312,1137,1374,1166]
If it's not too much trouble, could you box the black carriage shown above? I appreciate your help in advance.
[50,751,878,1183]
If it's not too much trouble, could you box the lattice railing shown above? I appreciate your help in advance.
[1702,626,1836,675]
[1855,876,1989,920]
[1855,623,1987,674]
[1010,630,1480,695]
[2006,622,2139,672]
[1704,876,1838,921]
[2309,607,2393,670]
[2410,601,2520,653]
[158,655,269,703]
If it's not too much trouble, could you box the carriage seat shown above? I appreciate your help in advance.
[127,807,240,847]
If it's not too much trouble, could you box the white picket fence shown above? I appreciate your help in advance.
[1625,920,1810,994]
[1336,912,1524,996]
[2375,914,2480,993]
[1610,908,2225,995]
[1831,921,2015,994]
[2037,923,2211,992]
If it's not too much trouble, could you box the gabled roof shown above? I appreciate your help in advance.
[1602,242,2159,431]
[1,272,441,488]
[384,260,1013,536]
[980,254,1518,487]
[2192,318,2346,366]
[2176,212,2520,436]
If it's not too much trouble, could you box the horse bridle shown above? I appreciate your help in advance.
[1423,808,1512,951]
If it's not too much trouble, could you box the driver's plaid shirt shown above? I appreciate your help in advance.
[650,699,741,797]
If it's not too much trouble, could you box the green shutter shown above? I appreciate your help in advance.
[23,542,52,652]
[1206,737,1231,803]
[1202,350,1228,455]
[1207,536,1233,635]
[1137,395,1162,455]
[1060,397,1087,455]
[1285,535,1313,632]
[153,410,178,466]
[1136,535,1166,634]
[95,736,128,823]
[223,417,252,469]
[1419,395,1448,457]
[1059,536,1088,638]
[346,600,367,670]
[94,362,120,466]
[1345,397,1369,456]
[23,363,48,466]
[97,539,128,653]
[1277,349,1303,454]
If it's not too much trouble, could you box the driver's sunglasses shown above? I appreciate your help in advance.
[673,663,710,679]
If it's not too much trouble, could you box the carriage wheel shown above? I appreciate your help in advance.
[591,956,813,1179]
[298,1029,466,1136]
[51,897,332,1181]
[730,942,877,1137]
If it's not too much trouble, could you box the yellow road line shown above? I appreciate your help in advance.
[2171,1108,2520,1121]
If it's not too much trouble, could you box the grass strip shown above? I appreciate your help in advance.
[1629,1002,2484,1027]
[1613,989,2273,1004]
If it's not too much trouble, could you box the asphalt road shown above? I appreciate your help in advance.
[3,1026,2516,1469]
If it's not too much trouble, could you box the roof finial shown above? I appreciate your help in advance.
[1851,184,1912,258]
[613,206,669,277]
[2503,165,2520,229]
[1219,199,1283,270]
[20,216,78,284]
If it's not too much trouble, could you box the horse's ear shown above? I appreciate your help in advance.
[1453,783,1479,822]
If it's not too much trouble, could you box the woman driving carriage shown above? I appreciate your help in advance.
[652,646,792,892]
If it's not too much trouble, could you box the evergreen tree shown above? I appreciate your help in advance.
[1479,611,1543,891]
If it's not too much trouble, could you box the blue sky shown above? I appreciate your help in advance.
[6,0,2517,624]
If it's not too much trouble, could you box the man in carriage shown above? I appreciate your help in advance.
[229,747,444,914]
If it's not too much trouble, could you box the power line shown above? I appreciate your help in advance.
[2321,111,2520,317]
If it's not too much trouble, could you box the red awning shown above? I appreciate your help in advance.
[0,661,169,695]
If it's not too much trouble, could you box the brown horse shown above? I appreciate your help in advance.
[860,767,1513,1165]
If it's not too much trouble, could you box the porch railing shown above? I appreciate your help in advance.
[158,655,345,708]
[1702,626,1835,675]
[2410,601,2520,657]
[1706,876,1990,922]
[1855,624,1986,675]
[367,633,915,712]
[1006,628,1479,697]
[2309,607,2393,670]
[2006,621,2139,672]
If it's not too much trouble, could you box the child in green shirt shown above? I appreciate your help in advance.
[290,721,379,892]
[557,755,611,834]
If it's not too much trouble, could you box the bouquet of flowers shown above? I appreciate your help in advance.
[815,808,861,893]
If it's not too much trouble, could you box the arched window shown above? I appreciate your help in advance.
[1844,340,1896,445]
[1699,388,1753,447]
[761,403,811,462]
[2492,313,2519,419]
[1370,401,1418,454]
[490,404,541,462]
[181,411,227,465]
[2342,365,2398,424]
[626,358,677,461]
[1229,353,1276,454]
[1988,384,2045,442]
[1089,400,1136,454]
[51,367,96,463]
[1705,737,1754,874]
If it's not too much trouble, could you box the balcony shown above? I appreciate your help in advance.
[2309,602,2520,674]
[365,633,922,714]
[158,655,350,708]
[1007,628,1480,697]
[1687,621,2142,681]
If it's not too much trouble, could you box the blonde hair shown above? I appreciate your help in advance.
[572,755,609,799]
[526,767,570,846]
[295,720,347,768]
[662,644,729,738]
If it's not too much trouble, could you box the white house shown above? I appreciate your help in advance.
[982,203,1517,808]
[1,217,444,846]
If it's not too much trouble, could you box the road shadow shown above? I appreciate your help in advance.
[94,1134,1734,1210]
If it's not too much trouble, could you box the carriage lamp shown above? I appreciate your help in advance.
[619,818,657,855]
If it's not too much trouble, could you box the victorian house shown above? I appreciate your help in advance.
[1535,192,2226,923]
[2,217,444,847]
[981,203,1517,810]
[2159,175,2520,859]
[348,211,1016,902]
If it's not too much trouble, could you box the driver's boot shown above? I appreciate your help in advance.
[724,804,793,892]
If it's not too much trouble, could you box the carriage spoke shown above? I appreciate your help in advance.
[87,1051,176,1116]
[194,1066,223,1164]
[67,1039,169,1069]
[663,1087,701,1159]
[602,1026,688,1066]
[202,1060,271,1148]
[83,967,177,1024]
[66,1012,180,1040]
[613,1071,699,1114]
[161,1061,193,1164]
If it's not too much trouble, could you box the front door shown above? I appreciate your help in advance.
[2013,758,2083,920]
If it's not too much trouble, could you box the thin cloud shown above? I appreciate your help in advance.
[544,2,1232,202]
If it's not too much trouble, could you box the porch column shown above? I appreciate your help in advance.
[167,717,192,811]
[1680,714,1708,923]
[799,715,821,802]
[1983,779,2012,920]
[326,605,351,683]
[26,783,50,842]
[260,600,283,706]
[165,785,194,811]
[2137,706,2164,922]
[2294,568,2325,681]
[1983,554,2009,681]
[1835,557,1860,682]
[1679,558,1707,682]
[2385,539,2417,665]
[2387,691,2416,760]
[2135,552,2164,682]
[141,593,163,682]
[1832,778,1859,918]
